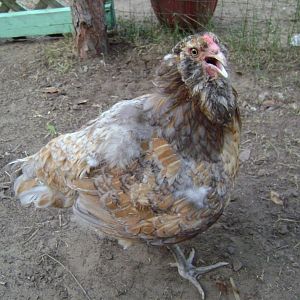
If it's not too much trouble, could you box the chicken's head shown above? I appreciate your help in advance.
[170,32,229,91]
[157,33,236,125]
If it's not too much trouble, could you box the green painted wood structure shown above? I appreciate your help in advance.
[0,0,116,38]
[0,0,63,12]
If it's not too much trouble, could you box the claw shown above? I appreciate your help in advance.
[169,245,228,299]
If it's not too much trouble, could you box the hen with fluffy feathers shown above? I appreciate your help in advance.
[13,32,241,299]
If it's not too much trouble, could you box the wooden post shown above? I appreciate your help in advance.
[71,0,108,59]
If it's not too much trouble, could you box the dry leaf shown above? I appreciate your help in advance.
[42,87,60,94]
[270,190,283,205]
[76,99,89,105]
[262,99,276,107]
[216,280,228,295]
[239,148,251,162]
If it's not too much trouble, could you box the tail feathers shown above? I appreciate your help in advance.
[14,175,38,195]
[9,157,34,176]
[18,185,53,208]
[14,174,66,208]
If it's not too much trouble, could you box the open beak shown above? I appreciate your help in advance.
[204,52,228,79]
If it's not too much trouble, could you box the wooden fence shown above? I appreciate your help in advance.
[0,0,116,38]
[0,0,64,12]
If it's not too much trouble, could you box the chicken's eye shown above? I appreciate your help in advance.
[190,48,199,57]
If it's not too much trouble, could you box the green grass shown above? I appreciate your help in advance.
[43,34,75,73]
[116,7,300,74]
[221,17,299,72]
[117,17,185,50]
[42,3,300,77]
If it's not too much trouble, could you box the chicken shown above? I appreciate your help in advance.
[12,32,241,299]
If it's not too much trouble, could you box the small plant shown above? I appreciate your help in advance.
[46,122,57,136]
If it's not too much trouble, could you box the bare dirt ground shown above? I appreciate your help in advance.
[0,33,299,300]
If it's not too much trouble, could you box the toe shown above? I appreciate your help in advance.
[187,248,195,264]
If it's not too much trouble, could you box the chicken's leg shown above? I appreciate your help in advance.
[169,245,228,299]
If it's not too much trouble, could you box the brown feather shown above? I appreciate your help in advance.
[15,178,38,194]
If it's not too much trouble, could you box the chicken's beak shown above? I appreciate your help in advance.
[205,52,228,79]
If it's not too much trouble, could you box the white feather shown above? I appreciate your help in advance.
[175,186,211,208]
[18,185,51,207]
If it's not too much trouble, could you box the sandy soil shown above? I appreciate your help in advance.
[0,33,299,300]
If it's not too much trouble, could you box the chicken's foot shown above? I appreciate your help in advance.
[169,245,228,299]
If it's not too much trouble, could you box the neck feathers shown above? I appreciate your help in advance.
[149,60,240,162]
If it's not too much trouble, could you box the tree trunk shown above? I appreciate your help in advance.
[72,0,108,59]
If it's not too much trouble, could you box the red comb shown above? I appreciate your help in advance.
[203,34,215,45]
[203,34,219,53]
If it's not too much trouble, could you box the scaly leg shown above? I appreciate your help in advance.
[169,245,228,299]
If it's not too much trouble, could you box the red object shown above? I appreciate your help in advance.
[150,0,218,29]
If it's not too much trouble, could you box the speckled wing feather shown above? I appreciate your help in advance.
[14,96,153,208]
[70,132,229,246]
[14,134,92,208]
